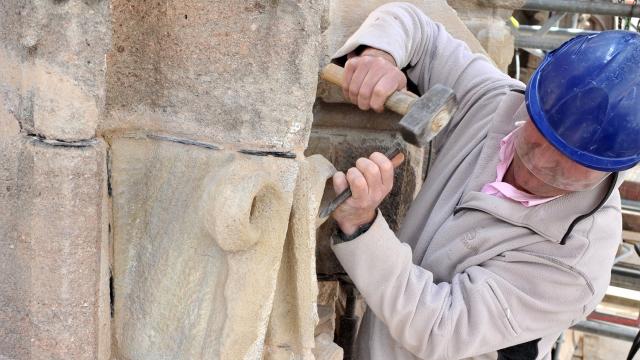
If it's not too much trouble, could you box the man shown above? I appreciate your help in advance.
[329,2,640,359]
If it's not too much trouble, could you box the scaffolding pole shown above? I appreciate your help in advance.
[572,320,637,342]
[490,0,640,17]
[515,26,598,50]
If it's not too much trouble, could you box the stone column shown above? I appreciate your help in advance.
[0,1,111,359]
[105,1,327,359]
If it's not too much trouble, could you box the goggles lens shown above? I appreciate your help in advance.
[514,121,610,192]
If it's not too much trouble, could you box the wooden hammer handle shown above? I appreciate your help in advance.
[321,63,419,115]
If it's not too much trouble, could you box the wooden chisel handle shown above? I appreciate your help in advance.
[318,144,403,219]
[321,63,419,115]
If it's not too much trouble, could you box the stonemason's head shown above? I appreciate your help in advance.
[512,30,640,197]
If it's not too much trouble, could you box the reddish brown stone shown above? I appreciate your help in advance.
[307,126,424,276]
[621,181,640,202]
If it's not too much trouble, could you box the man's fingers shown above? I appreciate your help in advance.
[370,73,405,112]
[356,157,383,194]
[357,66,386,111]
[332,171,349,194]
[346,167,368,201]
[343,55,408,112]
[342,57,358,100]
[369,152,394,189]
[348,64,370,105]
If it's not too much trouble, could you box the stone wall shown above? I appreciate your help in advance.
[0,1,510,359]
[106,1,329,359]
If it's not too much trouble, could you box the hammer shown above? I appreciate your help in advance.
[318,63,458,219]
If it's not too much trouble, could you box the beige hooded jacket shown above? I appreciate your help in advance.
[330,3,623,360]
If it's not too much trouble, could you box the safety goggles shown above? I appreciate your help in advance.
[514,120,610,192]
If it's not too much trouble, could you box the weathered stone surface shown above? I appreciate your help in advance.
[265,155,336,359]
[313,101,403,132]
[447,1,515,72]
[0,1,109,141]
[316,281,340,338]
[475,0,527,9]
[110,137,299,360]
[105,0,326,151]
[0,135,110,360]
[1,2,514,360]
[317,281,341,307]
[313,333,344,360]
[0,96,20,137]
[308,129,423,275]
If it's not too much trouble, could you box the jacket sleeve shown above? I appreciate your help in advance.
[332,2,519,150]
[333,2,509,90]
[331,211,600,360]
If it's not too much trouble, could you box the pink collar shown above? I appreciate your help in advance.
[481,127,561,207]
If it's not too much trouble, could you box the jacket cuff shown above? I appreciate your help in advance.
[331,24,406,68]
[331,210,408,281]
[333,211,378,244]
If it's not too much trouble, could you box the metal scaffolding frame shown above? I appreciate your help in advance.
[521,0,640,17]
[491,0,640,17]
[515,26,598,50]
[572,320,637,342]
[505,0,639,51]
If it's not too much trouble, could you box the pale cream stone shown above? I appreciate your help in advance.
[0,96,20,136]
[111,137,298,360]
[447,0,516,72]
[0,2,512,360]
[0,135,110,360]
[106,0,325,151]
[0,1,109,141]
[312,333,344,360]
[264,155,336,359]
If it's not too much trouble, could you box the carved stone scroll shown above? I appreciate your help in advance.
[111,137,298,360]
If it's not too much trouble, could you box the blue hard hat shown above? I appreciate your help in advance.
[525,30,640,172]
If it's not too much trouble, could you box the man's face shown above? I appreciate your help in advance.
[511,120,609,197]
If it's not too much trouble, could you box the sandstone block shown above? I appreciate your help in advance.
[0,135,110,360]
[0,1,109,141]
[110,137,299,360]
[265,155,336,359]
[313,333,344,360]
[106,0,326,151]
[316,281,341,338]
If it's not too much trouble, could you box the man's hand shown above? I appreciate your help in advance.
[332,151,405,236]
[343,48,407,112]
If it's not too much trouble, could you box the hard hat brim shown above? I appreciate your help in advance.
[525,54,638,173]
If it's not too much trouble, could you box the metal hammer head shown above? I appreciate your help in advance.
[399,84,458,148]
